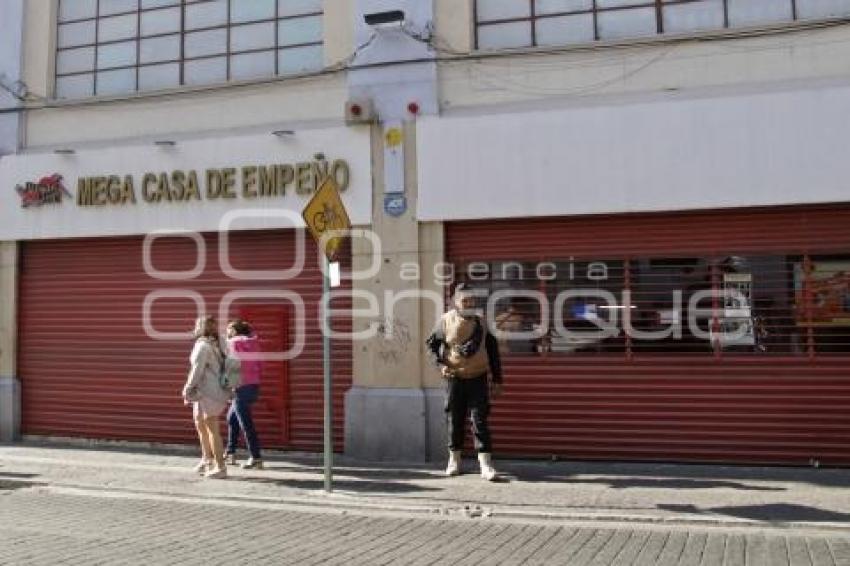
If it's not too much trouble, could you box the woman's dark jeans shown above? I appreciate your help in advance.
[226,384,262,460]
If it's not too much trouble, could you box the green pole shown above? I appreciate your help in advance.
[323,254,333,493]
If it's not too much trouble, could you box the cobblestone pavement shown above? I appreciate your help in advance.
[2,443,850,529]
[1,484,849,566]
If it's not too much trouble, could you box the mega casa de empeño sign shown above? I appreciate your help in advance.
[76,155,351,207]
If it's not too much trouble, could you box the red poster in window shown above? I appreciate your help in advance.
[795,260,850,326]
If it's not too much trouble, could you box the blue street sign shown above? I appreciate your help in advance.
[384,194,407,217]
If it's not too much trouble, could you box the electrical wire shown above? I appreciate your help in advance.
[1,15,849,115]
[0,71,50,105]
[466,46,676,97]
[0,30,380,115]
[0,75,28,102]
[415,15,850,97]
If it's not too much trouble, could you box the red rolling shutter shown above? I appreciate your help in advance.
[447,205,850,465]
[18,230,351,451]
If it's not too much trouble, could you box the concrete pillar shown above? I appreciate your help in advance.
[0,0,23,443]
[0,242,19,442]
[343,113,449,462]
[418,220,447,461]
[345,121,435,462]
[343,0,441,462]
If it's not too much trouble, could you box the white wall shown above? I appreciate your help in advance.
[418,82,850,221]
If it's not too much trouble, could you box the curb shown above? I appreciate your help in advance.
[4,475,850,536]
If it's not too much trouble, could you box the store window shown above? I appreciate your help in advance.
[795,255,850,354]
[475,0,850,50]
[543,259,627,354]
[629,255,804,355]
[628,257,713,354]
[457,259,627,356]
[455,253,850,357]
[56,0,324,99]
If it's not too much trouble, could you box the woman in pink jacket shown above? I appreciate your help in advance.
[224,319,264,469]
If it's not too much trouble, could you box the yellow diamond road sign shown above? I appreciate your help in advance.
[302,175,351,261]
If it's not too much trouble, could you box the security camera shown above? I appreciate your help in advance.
[364,10,405,26]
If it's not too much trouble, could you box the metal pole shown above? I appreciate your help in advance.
[323,255,333,493]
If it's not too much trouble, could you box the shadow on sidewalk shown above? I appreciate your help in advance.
[503,460,850,489]
[0,480,38,492]
[8,440,850,492]
[0,468,40,492]
[659,503,850,523]
[227,475,442,494]
[8,440,442,481]
[259,464,439,482]
[552,477,786,492]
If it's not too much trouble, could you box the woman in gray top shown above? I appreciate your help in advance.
[182,316,231,479]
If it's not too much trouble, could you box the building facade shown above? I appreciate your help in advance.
[1,0,850,465]
[0,0,25,443]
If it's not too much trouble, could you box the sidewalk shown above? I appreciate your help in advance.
[1,440,849,533]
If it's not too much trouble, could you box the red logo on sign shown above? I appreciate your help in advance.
[15,174,72,208]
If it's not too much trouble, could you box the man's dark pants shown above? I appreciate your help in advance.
[445,374,492,452]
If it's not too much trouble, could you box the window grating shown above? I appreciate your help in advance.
[457,253,850,358]
[475,0,850,50]
[56,0,324,99]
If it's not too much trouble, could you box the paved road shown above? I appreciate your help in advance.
[1,483,849,565]
[3,444,850,529]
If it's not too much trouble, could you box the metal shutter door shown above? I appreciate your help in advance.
[18,231,350,451]
[446,205,850,465]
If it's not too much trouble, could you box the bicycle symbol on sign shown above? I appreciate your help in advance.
[313,202,340,233]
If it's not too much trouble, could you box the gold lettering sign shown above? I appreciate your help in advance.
[77,175,136,206]
[75,157,350,207]
[242,166,258,199]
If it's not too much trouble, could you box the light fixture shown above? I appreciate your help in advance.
[364,10,405,27]
[272,129,295,137]
[154,140,176,147]
[53,148,75,155]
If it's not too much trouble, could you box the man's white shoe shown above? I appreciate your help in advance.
[478,453,497,481]
[445,450,462,476]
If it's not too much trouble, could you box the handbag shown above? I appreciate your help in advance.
[211,340,241,392]
[182,383,201,402]
[183,339,228,403]
[220,355,242,391]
